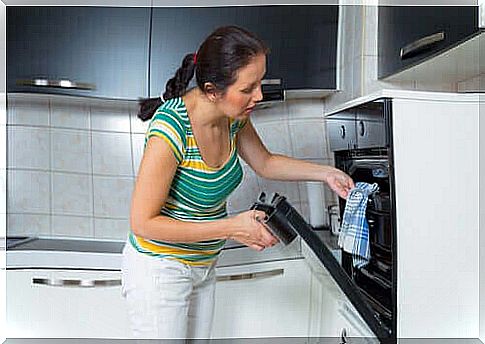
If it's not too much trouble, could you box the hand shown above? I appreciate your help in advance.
[324,167,355,199]
[228,210,279,251]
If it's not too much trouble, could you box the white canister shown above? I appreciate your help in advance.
[328,205,341,235]
[306,181,328,228]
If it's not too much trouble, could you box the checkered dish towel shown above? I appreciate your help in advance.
[338,182,379,268]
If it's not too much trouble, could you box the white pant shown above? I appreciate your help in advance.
[121,241,217,339]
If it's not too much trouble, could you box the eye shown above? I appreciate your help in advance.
[241,87,253,94]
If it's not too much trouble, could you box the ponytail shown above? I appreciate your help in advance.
[163,53,196,101]
[137,53,196,122]
[136,97,162,122]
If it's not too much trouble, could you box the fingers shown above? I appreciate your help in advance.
[252,210,277,247]
[260,223,279,246]
[248,243,265,251]
[331,173,354,199]
[238,209,279,250]
[252,222,278,248]
[252,210,268,223]
[260,228,277,247]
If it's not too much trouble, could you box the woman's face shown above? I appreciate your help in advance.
[216,54,266,120]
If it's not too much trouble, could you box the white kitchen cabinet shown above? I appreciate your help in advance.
[310,270,377,343]
[6,269,130,338]
[392,95,480,338]
[304,241,377,343]
[212,258,312,338]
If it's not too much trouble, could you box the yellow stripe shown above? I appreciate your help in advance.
[147,132,182,161]
[186,136,197,148]
[170,257,214,266]
[159,121,183,144]
[179,160,210,171]
[136,236,220,255]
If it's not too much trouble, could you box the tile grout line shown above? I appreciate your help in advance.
[7,122,137,135]
[89,104,96,239]
[48,97,53,237]
[129,107,136,180]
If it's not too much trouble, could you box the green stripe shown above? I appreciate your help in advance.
[148,239,226,251]
[133,97,245,264]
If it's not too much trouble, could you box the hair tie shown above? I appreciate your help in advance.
[193,52,197,65]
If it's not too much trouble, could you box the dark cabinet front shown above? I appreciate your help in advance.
[150,5,338,98]
[7,7,150,100]
[378,6,480,79]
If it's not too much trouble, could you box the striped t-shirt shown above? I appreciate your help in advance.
[129,97,246,266]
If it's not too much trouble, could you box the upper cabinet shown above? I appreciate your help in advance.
[7,5,338,100]
[150,5,338,98]
[378,6,481,79]
[7,7,150,100]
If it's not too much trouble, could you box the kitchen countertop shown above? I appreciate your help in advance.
[5,236,303,270]
[5,237,245,253]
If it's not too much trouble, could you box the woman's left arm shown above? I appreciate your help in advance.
[237,121,355,199]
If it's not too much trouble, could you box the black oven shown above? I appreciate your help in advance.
[335,150,394,332]
[328,99,397,341]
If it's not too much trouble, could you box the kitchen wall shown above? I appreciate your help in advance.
[6,5,483,242]
[228,99,337,223]
[6,93,336,240]
[6,94,138,240]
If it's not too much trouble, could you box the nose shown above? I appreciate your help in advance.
[253,84,263,102]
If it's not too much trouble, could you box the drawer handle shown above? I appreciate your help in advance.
[216,268,284,282]
[17,78,96,90]
[400,31,445,60]
[32,278,121,288]
[359,120,365,137]
[339,125,346,139]
[261,79,281,86]
[340,327,347,344]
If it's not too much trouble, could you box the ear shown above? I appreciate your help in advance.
[203,82,221,102]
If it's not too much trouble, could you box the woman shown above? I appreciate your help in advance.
[121,26,354,339]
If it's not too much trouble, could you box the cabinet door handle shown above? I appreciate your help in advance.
[359,120,365,137]
[261,79,281,86]
[32,278,121,288]
[340,125,346,139]
[17,78,96,90]
[216,268,284,282]
[400,31,445,60]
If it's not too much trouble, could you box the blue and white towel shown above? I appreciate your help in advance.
[338,182,379,268]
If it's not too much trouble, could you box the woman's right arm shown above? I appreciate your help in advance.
[130,136,277,251]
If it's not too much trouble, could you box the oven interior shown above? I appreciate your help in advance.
[335,149,395,333]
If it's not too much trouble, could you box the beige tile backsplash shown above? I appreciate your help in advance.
[7,94,333,240]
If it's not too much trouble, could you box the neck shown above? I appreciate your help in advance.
[184,88,226,127]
